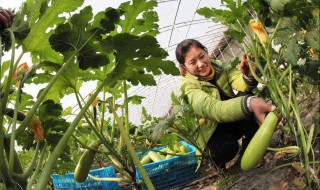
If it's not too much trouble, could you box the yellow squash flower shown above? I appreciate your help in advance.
[12,62,30,87]
[12,62,29,80]
[309,47,315,57]
[249,19,268,46]
[88,93,98,107]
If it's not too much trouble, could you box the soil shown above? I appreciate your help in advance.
[119,136,319,190]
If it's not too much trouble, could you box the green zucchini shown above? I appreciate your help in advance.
[241,112,278,171]
[179,145,189,154]
[81,123,90,129]
[165,148,175,159]
[74,141,100,182]
[148,151,163,162]
[140,154,152,165]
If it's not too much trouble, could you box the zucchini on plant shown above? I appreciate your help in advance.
[74,141,101,183]
[241,112,278,171]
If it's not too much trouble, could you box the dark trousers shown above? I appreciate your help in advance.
[205,114,258,168]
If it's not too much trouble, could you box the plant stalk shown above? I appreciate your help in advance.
[108,102,155,190]
[26,142,47,190]
[13,142,40,180]
[8,78,23,178]
[123,80,135,176]
[0,34,13,188]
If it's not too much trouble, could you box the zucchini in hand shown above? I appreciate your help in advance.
[241,112,278,171]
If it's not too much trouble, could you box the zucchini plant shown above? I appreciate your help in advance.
[197,0,319,188]
[0,0,179,189]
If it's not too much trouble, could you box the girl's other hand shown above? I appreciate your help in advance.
[239,53,256,77]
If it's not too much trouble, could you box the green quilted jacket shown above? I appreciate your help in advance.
[179,61,253,150]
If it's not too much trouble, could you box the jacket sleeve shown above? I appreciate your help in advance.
[182,81,252,123]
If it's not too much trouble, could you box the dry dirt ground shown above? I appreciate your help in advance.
[119,136,319,190]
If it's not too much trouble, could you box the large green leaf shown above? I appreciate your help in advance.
[222,0,248,19]
[108,33,179,86]
[18,93,35,112]
[23,0,85,63]
[31,57,80,102]
[50,6,120,70]
[283,38,301,64]
[274,17,306,65]
[39,99,63,120]
[16,100,69,151]
[119,0,158,36]
[273,17,297,45]
[0,61,11,80]
[270,0,290,12]
[25,0,48,25]
[38,100,70,160]
[306,28,320,51]
[197,0,249,25]
[197,2,250,43]
[72,0,178,88]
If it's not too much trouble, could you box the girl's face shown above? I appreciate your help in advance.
[184,47,211,77]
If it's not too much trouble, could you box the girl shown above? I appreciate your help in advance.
[176,39,275,168]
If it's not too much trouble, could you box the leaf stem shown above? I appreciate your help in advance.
[13,142,40,180]
[7,29,19,181]
[267,18,282,50]
[123,80,135,176]
[26,142,47,190]
[0,34,13,188]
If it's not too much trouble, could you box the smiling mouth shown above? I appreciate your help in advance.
[200,67,207,73]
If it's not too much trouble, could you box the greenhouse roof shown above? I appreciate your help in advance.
[3,0,236,125]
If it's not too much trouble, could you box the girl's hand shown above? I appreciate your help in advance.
[249,97,276,124]
[0,8,14,29]
[239,53,256,77]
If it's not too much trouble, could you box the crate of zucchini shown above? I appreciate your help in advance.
[136,141,199,190]
[51,166,119,190]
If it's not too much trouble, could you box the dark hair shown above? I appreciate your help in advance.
[175,39,208,65]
